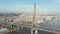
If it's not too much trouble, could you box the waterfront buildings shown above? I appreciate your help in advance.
[0,14,55,24]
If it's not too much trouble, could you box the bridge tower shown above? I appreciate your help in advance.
[33,0,36,25]
[31,0,38,34]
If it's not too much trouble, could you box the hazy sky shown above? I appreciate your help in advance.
[0,0,60,13]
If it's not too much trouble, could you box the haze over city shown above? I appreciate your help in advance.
[0,0,60,14]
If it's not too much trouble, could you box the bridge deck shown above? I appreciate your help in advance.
[0,21,60,34]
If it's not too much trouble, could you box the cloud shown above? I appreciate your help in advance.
[56,0,60,3]
[52,0,60,3]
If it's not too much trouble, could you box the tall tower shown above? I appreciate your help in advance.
[33,0,36,24]
[31,0,37,34]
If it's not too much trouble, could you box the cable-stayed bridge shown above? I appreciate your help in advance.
[0,19,60,34]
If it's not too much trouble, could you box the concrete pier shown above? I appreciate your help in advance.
[34,29,38,34]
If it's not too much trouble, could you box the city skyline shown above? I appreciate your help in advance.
[0,0,60,14]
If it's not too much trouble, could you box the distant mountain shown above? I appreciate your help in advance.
[0,13,22,16]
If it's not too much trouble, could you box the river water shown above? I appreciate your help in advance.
[6,27,56,34]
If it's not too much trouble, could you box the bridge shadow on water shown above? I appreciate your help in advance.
[6,27,57,34]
